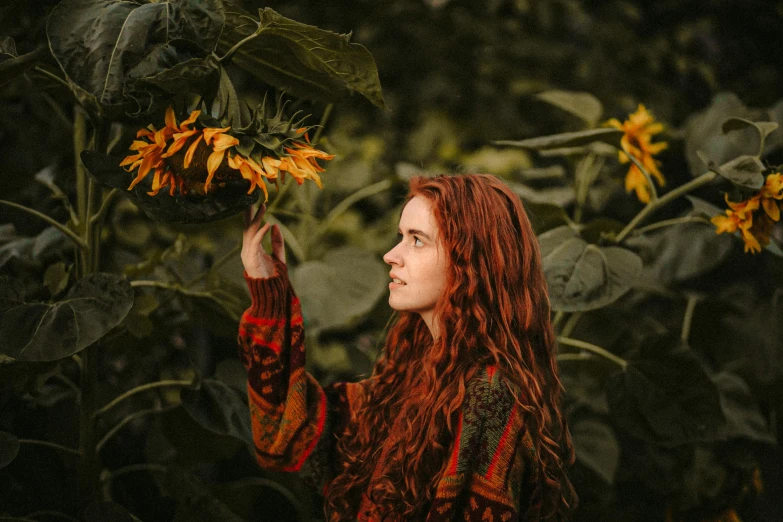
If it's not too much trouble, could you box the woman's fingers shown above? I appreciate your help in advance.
[271,224,286,265]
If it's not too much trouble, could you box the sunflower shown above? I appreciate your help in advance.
[121,106,334,201]
[711,173,783,254]
[606,104,669,203]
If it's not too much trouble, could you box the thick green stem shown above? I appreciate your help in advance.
[615,171,718,244]
[94,379,194,418]
[681,295,700,343]
[557,336,627,369]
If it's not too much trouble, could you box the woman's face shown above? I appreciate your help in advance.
[383,196,448,333]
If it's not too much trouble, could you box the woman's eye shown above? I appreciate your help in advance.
[414,237,424,246]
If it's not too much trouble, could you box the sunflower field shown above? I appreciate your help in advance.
[1,1,781,521]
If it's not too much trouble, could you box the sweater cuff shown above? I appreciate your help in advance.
[244,269,290,318]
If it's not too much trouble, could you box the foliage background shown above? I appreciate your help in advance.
[1,0,782,521]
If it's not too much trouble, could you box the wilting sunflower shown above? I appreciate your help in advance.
[606,104,669,203]
[711,172,783,254]
[121,106,334,202]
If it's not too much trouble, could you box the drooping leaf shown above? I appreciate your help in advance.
[710,155,765,190]
[713,372,776,443]
[180,378,253,445]
[0,273,134,361]
[219,4,384,108]
[290,246,388,332]
[81,151,259,223]
[494,128,624,151]
[47,0,225,117]
[569,413,619,484]
[607,343,726,447]
[721,117,778,145]
[535,90,603,127]
[0,431,20,470]
[0,41,49,86]
[537,226,642,312]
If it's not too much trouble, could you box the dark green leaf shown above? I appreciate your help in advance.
[686,195,723,218]
[291,247,388,332]
[569,414,619,484]
[712,155,765,189]
[158,407,243,466]
[0,431,20,470]
[128,55,219,96]
[81,151,259,223]
[180,378,252,445]
[494,128,624,151]
[538,226,642,312]
[607,345,725,446]
[0,273,134,361]
[523,201,572,234]
[535,90,603,126]
[43,262,70,297]
[721,117,778,142]
[219,5,384,108]
[578,217,626,244]
[47,0,225,117]
[713,372,775,443]
[164,468,246,522]
[214,478,307,522]
[0,227,67,271]
[84,502,136,522]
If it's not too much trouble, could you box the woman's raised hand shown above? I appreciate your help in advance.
[242,204,286,279]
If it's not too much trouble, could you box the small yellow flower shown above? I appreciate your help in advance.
[606,104,668,203]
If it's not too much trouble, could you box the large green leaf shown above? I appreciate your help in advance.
[47,0,225,117]
[219,4,384,108]
[0,431,20,470]
[494,128,623,151]
[0,273,133,361]
[290,246,388,332]
[0,226,68,271]
[568,413,619,484]
[535,90,603,127]
[712,372,776,443]
[180,378,252,445]
[537,226,642,312]
[710,155,765,190]
[607,342,725,447]
[81,150,259,223]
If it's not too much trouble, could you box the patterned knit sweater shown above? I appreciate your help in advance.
[238,267,539,521]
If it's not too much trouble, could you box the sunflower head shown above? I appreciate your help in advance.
[120,104,334,204]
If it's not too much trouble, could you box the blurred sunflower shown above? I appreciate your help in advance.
[121,106,334,202]
[711,173,783,254]
[606,104,669,203]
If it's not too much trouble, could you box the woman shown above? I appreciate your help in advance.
[238,174,577,521]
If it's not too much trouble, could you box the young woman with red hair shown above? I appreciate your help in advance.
[238,174,577,521]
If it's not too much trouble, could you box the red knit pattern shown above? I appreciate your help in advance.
[238,270,537,521]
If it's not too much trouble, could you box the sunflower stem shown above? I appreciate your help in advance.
[614,171,718,244]
[217,21,266,64]
[0,200,86,250]
[311,104,334,146]
[631,216,713,235]
[681,294,701,344]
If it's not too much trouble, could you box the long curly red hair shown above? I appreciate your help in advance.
[324,174,577,520]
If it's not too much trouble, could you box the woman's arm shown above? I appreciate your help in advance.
[238,205,366,492]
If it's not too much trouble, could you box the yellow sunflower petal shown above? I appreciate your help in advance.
[211,133,240,152]
[741,229,762,254]
[205,149,225,192]
[178,110,201,131]
[183,134,203,169]
[162,130,199,158]
[762,197,781,221]
[165,106,177,131]
[203,126,231,145]
[146,166,165,196]
[711,214,738,234]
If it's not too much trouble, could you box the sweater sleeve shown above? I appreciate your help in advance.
[237,263,367,494]
[426,366,536,522]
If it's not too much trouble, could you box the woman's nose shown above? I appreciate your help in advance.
[383,243,402,266]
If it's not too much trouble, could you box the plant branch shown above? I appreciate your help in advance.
[94,379,195,418]
[102,463,168,484]
[18,439,81,457]
[314,179,393,240]
[32,66,71,91]
[96,404,177,453]
[130,280,237,318]
[89,189,119,227]
[311,103,334,146]
[0,199,86,249]
[217,22,265,64]
[615,171,718,244]
[632,216,714,235]
[681,294,701,343]
[557,336,627,369]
